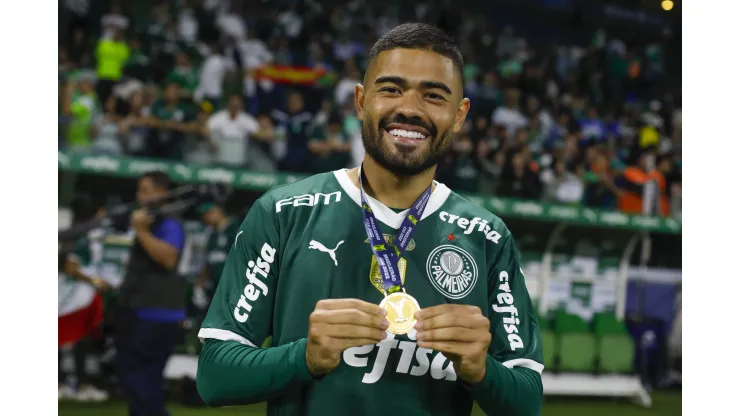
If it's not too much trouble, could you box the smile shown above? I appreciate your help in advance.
[384,123,431,146]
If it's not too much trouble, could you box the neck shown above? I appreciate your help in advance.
[351,156,436,209]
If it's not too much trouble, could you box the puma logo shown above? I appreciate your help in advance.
[308,240,345,266]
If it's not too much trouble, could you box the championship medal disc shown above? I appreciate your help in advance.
[379,292,420,335]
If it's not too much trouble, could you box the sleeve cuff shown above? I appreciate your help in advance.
[288,338,316,383]
[462,355,502,394]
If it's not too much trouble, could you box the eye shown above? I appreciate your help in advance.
[380,87,401,94]
[425,93,444,100]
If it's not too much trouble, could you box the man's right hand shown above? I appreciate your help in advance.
[305,299,389,378]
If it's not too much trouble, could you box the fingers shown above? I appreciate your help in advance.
[314,323,388,341]
[311,308,388,329]
[414,304,490,354]
[317,298,385,316]
[416,304,482,320]
[415,341,479,356]
[415,311,489,331]
[339,338,385,350]
[416,327,483,343]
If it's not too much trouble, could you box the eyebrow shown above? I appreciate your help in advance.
[374,75,453,95]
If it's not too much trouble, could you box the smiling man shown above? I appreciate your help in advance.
[196,23,544,416]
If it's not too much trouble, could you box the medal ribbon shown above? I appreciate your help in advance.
[359,165,432,294]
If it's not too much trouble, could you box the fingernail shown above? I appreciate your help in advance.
[382,319,389,328]
[378,308,387,316]
[415,311,424,319]
[414,321,422,330]
[416,332,425,341]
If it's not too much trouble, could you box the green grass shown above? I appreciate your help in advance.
[59,391,681,416]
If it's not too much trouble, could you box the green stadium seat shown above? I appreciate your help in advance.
[592,313,635,374]
[541,329,557,371]
[592,312,628,335]
[553,310,590,333]
[553,311,596,372]
[558,332,597,372]
[598,333,635,373]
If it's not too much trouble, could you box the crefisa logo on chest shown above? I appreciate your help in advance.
[425,245,478,299]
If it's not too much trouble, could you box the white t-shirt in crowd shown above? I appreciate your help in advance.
[207,110,260,166]
[217,13,246,40]
[334,77,358,107]
[194,54,234,102]
[492,106,528,136]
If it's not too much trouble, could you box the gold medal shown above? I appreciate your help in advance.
[379,291,421,335]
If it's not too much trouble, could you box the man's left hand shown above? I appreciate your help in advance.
[131,208,153,231]
[414,304,491,384]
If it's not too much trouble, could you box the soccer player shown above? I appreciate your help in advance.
[197,23,544,415]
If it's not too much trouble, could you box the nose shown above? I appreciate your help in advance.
[394,91,426,120]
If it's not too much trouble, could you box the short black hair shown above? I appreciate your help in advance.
[140,171,172,191]
[367,23,463,85]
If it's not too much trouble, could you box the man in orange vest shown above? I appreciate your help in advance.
[617,148,669,216]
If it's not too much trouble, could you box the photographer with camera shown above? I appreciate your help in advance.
[115,171,185,416]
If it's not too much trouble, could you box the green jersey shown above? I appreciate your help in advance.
[198,170,544,415]
[205,219,241,288]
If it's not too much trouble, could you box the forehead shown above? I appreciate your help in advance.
[138,177,154,189]
[368,48,460,89]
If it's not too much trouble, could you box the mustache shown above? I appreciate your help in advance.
[378,114,437,138]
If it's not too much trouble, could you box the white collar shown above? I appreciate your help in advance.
[332,168,450,229]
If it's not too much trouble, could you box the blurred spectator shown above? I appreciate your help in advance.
[579,108,606,143]
[100,2,129,39]
[616,148,669,216]
[658,153,682,218]
[448,136,479,193]
[308,111,353,172]
[335,64,362,108]
[91,96,124,156]
[148,82,191,160]
[474,72,503,119]
[206,94,275,170]
[66,27,93,69]
[498,151,542,199]
[65,72,100,154]
[194,44,234,106]
[579,144,621,209]
[216,2,247,41]
[95,29,129,105]
[166,52,199,99]
[123,37,151,82]
[118,90,151,156]
[492,89,527,137]
[177,0,200,45]
[541,159,584,204]
[271,91,314,173]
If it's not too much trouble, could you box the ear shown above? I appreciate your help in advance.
[452,98,471,133]
[354,83,366,121]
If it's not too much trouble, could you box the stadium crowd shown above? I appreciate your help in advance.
[58,0,681,216]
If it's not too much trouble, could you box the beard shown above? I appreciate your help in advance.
[361,113,453,177]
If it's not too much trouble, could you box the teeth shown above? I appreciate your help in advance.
[389,129,426,140]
